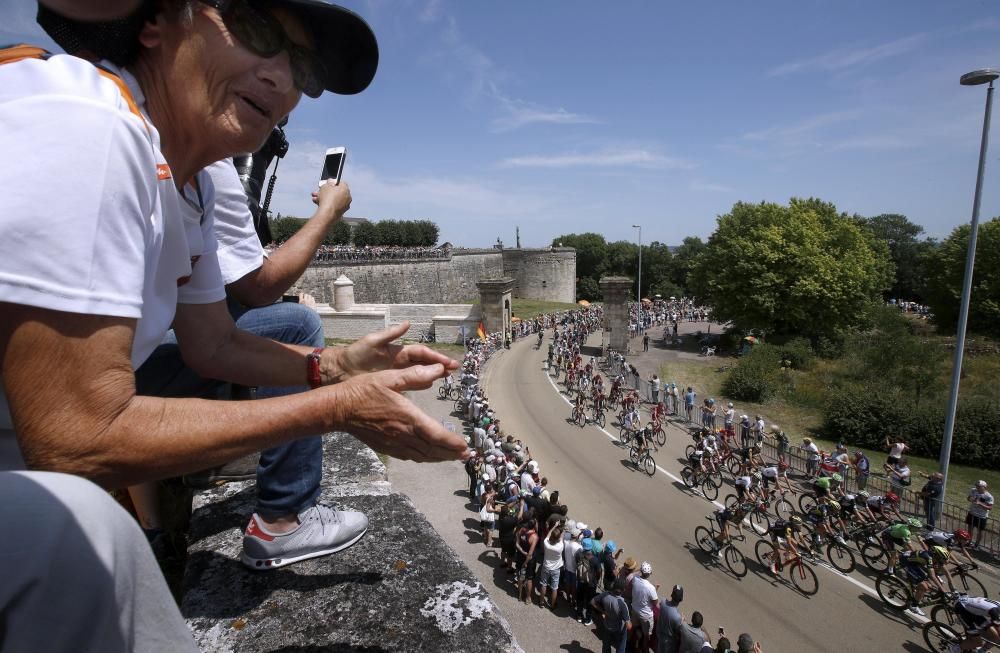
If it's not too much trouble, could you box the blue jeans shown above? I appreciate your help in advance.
[602,627,627,653]
[135,301,323,517]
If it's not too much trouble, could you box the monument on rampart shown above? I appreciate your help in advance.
[599,276,632,354]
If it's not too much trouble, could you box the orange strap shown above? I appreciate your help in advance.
[0,43,146,126]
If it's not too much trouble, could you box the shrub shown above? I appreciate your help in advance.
[778,337,814,370]
[723,344,784,402]
[822,385,1000,469]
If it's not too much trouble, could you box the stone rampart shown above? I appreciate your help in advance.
[292,248,577,305]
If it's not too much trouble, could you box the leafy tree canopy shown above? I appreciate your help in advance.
[689,198,893,338]
[860,213,930,301]
[923,216,1000,338]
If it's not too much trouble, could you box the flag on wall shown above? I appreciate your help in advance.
[476,321,486,339]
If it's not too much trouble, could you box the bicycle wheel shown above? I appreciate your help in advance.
[694,526,716,553]
[922,621,962,653]
[701,478,719,501]
[825,542,856,574]
[953,570,988,598]
[723,494,739,511]
[930,603,960,629]
[789,560,819,596]
[655,427,666,448]
[450,387,462,401]
[642,454,656,477]
[619,428,633,445]
[629,445,640,463]
[681,467,696,488]
[707,470,724,488]
[797,493,817,515]
[725,457,741,476]
[577,411,586,428]
[773,498,794,522]
[725,546,748,578]
[875,574,911,610]
[749,510,770,536]
[754,539,774,567]
[438,386,447,398]
[861,542,889,572]
[596,412,607,428]
[685,444,696,458]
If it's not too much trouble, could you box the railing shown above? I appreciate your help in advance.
[601,357,1000,558]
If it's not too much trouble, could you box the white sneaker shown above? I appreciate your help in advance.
[241,504,369,570]
[834,535,846,545]
[907,606,926,617]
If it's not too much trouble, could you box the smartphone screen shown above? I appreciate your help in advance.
[321,150,345,184]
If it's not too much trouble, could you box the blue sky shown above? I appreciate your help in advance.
[3,0,1000,247]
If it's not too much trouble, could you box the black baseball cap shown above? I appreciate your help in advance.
[38,0,378,96]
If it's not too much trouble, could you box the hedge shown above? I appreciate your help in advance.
[822,385,1000,469]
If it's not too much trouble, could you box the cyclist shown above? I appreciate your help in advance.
[766,515,807,575]
[882,517,923,575]
[923,528,977,568]
[804,496,846,550]
[812,475,833,500]
[866,491,905,524]
[896,547,946,616]
[687,441,709,485]
[710,503,749,557]
[622,405,641,434]
[573,392,587,422]
[949,595,1000,653]
[736,444,765,471]
[761,463,795,495]
[591,388,606,421]
[633,425,656,464]
[733,471,757,504]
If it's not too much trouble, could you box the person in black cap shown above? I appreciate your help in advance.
[0,1,465,649]
[656,585,684,653]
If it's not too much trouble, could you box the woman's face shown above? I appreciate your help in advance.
[147,3,310,154]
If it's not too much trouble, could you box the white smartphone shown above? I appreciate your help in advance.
[319,146,347,186]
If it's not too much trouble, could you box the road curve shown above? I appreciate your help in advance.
[482,334,933,652]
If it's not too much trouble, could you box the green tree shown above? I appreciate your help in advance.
[862,213,929,301]
[924,217,1000,338]
[270,216,307,243]
[415,219,439,246]
[577,277,601,301]
[689,198,893,338]
[643,241,674,299]
[551,233,609,281]
[326,220,352,245]
[670,236,707,295]
[352,220,378,247]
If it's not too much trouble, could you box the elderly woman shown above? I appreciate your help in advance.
[0,1,467,649]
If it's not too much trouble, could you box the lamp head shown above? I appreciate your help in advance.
[960,69,999,86]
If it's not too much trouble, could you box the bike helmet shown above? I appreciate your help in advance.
[751,445,761,454]
[885,492,901,505]
[831,473,843,483]
[707,398,715,406]
[789,515,803,525]
[953,529,972,543]
[752,471,763,481]
[856,490,870,500]
[930,545,951,562]
[906,517,923,530]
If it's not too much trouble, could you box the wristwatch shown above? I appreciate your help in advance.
[307,347,324,389]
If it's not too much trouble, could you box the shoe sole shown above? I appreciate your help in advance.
[241,526,368,571]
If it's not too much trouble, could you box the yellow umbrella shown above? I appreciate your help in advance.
[577,299,591,306]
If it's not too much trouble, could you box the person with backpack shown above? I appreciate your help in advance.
[590,578,631,653]
[515,517,540,604]
[576,533,602,625]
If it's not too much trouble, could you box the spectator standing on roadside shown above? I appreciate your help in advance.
[539,525,565,609]
[852,450,871,491]
[918,472,944,529]
[630,562,659,653]
[651,375,660,405]
[886,457,911,493]
[678,611,709,653]
[656,585,684,653]
[576,543,601,625]
[562,525,583,610]
[966,480,994,548]
[736,633,763,653]
[643,333,650,352]
[684,387,696,422]
[590,578,631,653]
[802,438,821,478]
[497,501,520,571]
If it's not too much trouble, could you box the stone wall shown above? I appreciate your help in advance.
[291,251,502,305]
[317,303,481,344]
[501,248,576,303]
[292,248,577,305]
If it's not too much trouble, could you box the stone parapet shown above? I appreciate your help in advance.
[182,432,521,652]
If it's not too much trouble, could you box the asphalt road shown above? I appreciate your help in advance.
[392,331,999,653]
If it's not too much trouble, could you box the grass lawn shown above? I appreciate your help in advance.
[658,354,1000,506]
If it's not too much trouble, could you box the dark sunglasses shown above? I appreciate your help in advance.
[199,0,326,98]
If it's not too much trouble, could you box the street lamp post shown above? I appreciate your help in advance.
[632,224,642,304]
[939,68,998,497]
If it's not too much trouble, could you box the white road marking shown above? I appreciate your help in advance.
[538,363,918,609]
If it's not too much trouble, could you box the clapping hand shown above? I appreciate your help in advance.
[322,321,460,384]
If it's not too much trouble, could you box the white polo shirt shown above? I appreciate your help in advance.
[0,54,225,468]
[203,158,267,285]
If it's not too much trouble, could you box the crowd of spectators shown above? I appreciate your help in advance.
[453,307,766,653]
[629,298,709,340]
[263,243,449,262]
